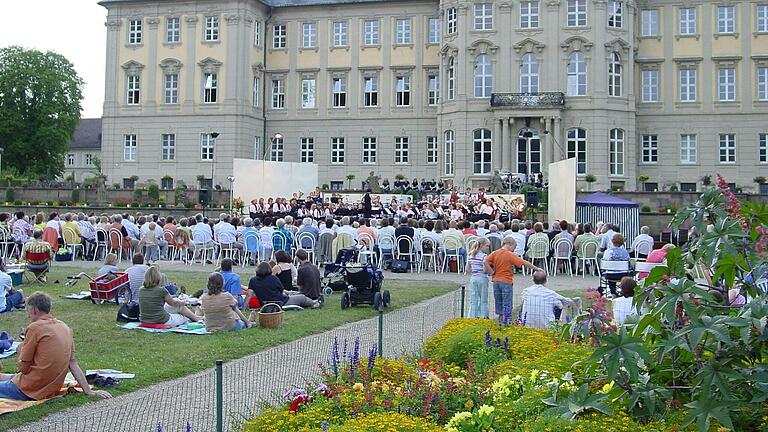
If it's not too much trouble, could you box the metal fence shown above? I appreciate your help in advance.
[11,289,462,432]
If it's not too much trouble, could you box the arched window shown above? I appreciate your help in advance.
[447,57,456,100]
[519,53,539,93]
[566,128,587,174]
[608,52,622,96]
[567,51,587,96]
[609,128,624,175]
[474,54,493,98]
[473,128,492,174]
[444,130,455,175]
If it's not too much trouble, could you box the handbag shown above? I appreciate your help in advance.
[390,259,410,273]
[116,302,140,322]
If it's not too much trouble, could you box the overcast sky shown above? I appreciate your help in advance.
[0,0,107,119]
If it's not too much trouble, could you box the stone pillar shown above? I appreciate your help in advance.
[499,117,506,171]
[555,117,562,161]
[543,117,553,168]
[146,17,160,109]
[507,117,515,172]
[184,16,199,110]
[103,18,122,115]
[493,118,503,171]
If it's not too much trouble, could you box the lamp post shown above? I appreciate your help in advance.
[227,176,235,213]
[210,132,220,192]
[266,132,283,160]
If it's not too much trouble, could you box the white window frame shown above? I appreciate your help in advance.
[519,53,539,93]
[567,0,587,27]
[444,130,455,175]
[331,137,345,164]
[680,134,697,164]
[759,133,767,163]
[719,133,736,163]
[164,73,178,104]
[302,22,317,48]
[567,51,587,96]
[395,19,412,45]
[166,17,180,43]
[717,6,735,34]
[717,67,736,101]
[363,76,379,107]
[332,77,347,108]
[473,129,492,175]
[608,0,623,28]
[162,133,176,161]
[362,137,377,164]
[333,21,348,47]
[428,18,441,44]
[447,57,456,100]
[608,52,622,97]
[474,54,493,98]
[609,129,625,176]
[300,137,315,163]
[85,153,93,166]
[301,78,316,109]
[641,9,658,36]
[128,19,142,45]
[124,134,137,161]
[395,75,411,106]
[474,3,494,30]
[254,136,262,160]
[679,66,697,102]
[759,66,768,101]
[66,153,75,167]
[272,24,287,49]
[566,128,587,174]
[427,74,440,106]
[641,134,658,163]
[364,20,380,46]
[271,136,284,162]
[126,75,140,105]
[394,136,410,164]
[641,69,659,102]
[446,8,458,34]
[252,76,260,107]
[758,4,768,32]
[679,7,697,35]
[254,20,261,46]
[204,16,220,41]
[203,73,218,103]
[520,1,540,29]
[272,78,285,109]
[427,136,438,165]
[200,133,215,161]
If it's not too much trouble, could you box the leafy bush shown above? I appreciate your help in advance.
[71,189,80,203]
[5,188,14,202]
[641,205,652,212]
[147,183,160,202]
[133,189,143,202]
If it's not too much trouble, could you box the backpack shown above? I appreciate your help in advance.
[116,302,140,322]
[390,259,409,273]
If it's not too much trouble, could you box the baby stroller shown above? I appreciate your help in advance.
[340,264,390,310]
[322,247,360,295]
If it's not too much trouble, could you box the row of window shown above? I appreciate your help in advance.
[65,153,95,167]
[126,71,218,105]
[640,65,768,103]
[268,136,439,165]
[640,4,768,37]
[128,16,219,45]
[122,133,216,161]
[640,133,768,165]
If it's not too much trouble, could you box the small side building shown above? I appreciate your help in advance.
[61,118,102,183]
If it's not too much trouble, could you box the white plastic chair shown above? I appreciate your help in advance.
[419,237,439,273]
[526,238,550,275]
[395,235,417,271]
[377,234,395,268]
[108,228,126,263]
[271,231,289,261]
[442,237,465,274]
[632,240,653,262]
[163,230,177,261]
[550,238,574,276]
[578,241,601,278]
[357,233,377,266]
[296,232,317,264]
[93,228,109,262]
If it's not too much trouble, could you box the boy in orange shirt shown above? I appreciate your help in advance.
[484,237,542,323]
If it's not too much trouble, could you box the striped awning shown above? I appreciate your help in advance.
[576,203,640,245]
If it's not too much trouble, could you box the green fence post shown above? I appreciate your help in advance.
[460,285,466,318]
[216,360,223,432]
[378,309,384,357]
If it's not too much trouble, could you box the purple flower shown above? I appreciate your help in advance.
[185,422,192,432]
[349,337,360,379]
[342,338,348,360]
[503,336,509,350]
[484,330,492,347]
[156,423,163,432]
[315,383,329,394]
[331,337,340,380]
[495,337,501,348]
[368,345,377,372]
[502,304,512,326]
[321,421,329,431]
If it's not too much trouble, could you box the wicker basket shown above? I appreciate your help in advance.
[258,303,284,329]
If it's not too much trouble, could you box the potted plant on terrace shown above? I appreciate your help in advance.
[345,174,356,190]
[584,174,596,191]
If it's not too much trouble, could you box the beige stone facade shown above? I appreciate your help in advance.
[99,0,768,193]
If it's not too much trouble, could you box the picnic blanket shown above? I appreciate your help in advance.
[64,291,91,300]
[0,342,21,359]
[0,386,80,416]
[118,322,210,335]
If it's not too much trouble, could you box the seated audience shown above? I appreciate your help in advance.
[126,253,149,303]
[248,262,319,308]
[0,262,24,313]
[219,258,246,308]
[612,277,638,325]
[602,233,633,296]
[520,271,572,329]
[630,226,655,259]
[138,266,200,327]
[295,249,322,301]
[272,250,297,290]
[200,273,251,332]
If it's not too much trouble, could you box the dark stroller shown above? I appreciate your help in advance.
[322,247,360,295]
[340,265,390,310]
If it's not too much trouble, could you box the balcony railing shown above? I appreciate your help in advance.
[490,92,566,109]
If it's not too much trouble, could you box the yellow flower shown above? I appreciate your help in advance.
[380,383,389,392]
[352,382,364,392]
[478,404,495,417]
[464,400,474,410]
[602,380,615,393]
[447,411,473,427]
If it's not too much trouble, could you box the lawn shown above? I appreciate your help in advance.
[0,263,457,430]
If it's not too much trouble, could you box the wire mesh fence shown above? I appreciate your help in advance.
[11,289,462,432]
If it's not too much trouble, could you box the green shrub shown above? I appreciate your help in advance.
[71,189,80,203]
[133,189,143,202]
[5,188,14,202]
[641,204,652,212]
[147,183,160,202]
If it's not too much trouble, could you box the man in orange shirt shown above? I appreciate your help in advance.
[484,237,542,323]
[0,292,112,401]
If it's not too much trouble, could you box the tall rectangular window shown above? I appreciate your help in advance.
[447,58,456,100]
[641,10,658,36]
[717,6,735,33]
[679,67,697,102]
[608,0,623,28]
[719,133,736,163]
[252,77,260,107]
[128,19,142,44]
[759,133,767,162]
[427,75,440,105]
[641,135,658,163]
[520,1,540,29]
[271,136,283,162]
[446,8,457,34]
[427,136,438,164]
[272,25,287,49]
[331,137,345,164]
[302,23,317,48]
[200,133,215,160]
[254,20,261,46]
[680,134,697,164]
[396,75,411,106]
[394,137,409,164]
[363,77,378,107]
[444,130,455,175]
[124,134,137,161]
[85,154,93,166]
[301,78,316,109]
[641,69,659,102]
[333,21,348,47]
[759,67,768,101]
[567,51,587,96]
[474,3,494,30]
[718,67,736,101]
[164,73,178,104]
[204,16,219,41]
[300,137,315,163]
[332,77,347,108]
[271,79,285,109]
[567,0,587,27]
[166,17,180,43]
[679,7,697,35]
[396,19,412,44]
[203,73,217,103]
[362,137,377,164]
[66,153,75,166]
[566,128,587,175]
[428,18,441,44]
[161,134,176,160]
[758,5,768,32]
[609,129,625,176]
[364,20,380,45]
[473,129,492,174]
[126,75,140,105]
[254,136,261,159]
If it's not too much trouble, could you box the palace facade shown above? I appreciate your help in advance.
[99,0,768,193]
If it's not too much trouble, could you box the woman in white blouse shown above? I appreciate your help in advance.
[612,277,639,325]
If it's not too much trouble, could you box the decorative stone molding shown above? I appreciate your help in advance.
[244,16,254,25]
[560,36,593,52]
[197,57,223,74]
[604,38,631,54]
[673,56,702,68]
[146,17,160,28]
[593,0,607,10]
[440,44,460,57]
[468,39,499,55]
[226,14,240,26]
[752,55,768,68]
[121,60,145,76]
[498,1,513,10]
[159,58,183,74]
[105,19,122,30]
[712,55,742,67]
[513,38,545,54]
[252,62,265,74]
[185,16,199,25]
[545,0,561,10]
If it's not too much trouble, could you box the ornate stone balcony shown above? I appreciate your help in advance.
[490,92,566,109]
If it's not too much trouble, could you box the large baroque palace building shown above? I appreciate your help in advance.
[99,0,768,193]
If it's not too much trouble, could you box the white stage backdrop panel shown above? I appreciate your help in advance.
[547,158,576,227]
[232,159,319,200]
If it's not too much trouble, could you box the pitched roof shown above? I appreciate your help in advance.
[576,192,637,208]
[67,118,102,150]
[99,0,399,7]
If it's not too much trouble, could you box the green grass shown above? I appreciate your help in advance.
[0,264,456,429]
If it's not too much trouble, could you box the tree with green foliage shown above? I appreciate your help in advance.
[0,46,84,180]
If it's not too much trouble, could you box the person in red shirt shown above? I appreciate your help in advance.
[484,237,542,323]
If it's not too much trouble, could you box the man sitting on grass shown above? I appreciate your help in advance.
[0,292,112,401]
